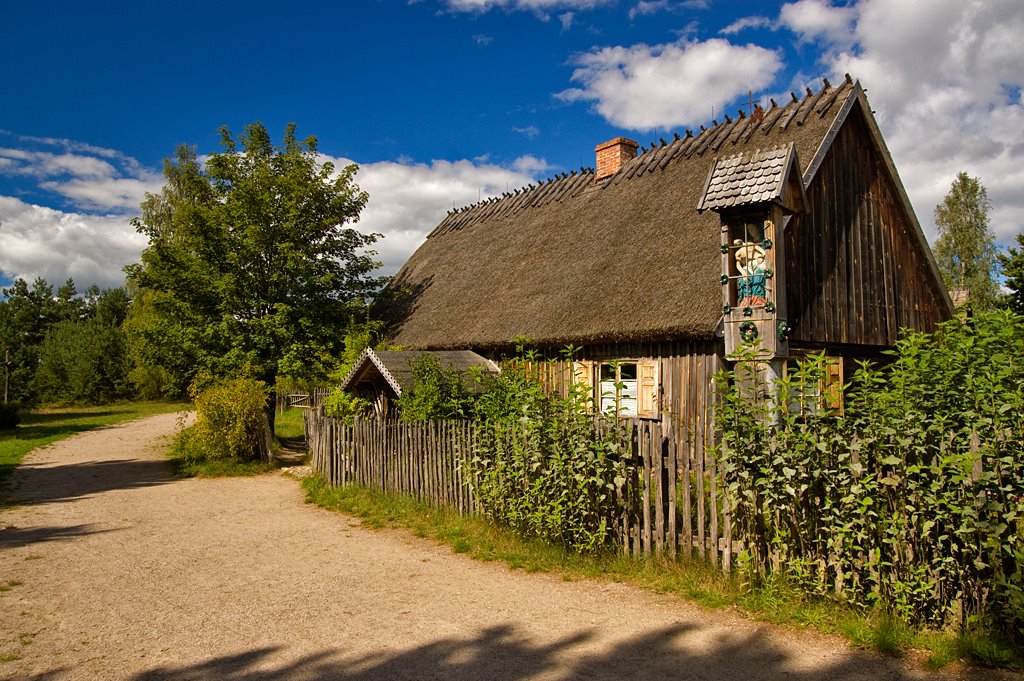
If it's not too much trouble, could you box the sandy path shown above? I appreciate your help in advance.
[0,414,1009,681]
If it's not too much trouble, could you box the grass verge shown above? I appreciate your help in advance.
[0,401,187,490]
[301,473,1022,672]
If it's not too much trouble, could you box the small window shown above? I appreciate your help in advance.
[600,361,639,417]
[578,359,658,418]
[784,355,844,415]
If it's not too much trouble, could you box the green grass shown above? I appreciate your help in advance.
[300,473,1023,672]
[0,401,187,489]
[274,408,306,440]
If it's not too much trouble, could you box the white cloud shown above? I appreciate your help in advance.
[559,11,574,31]
[720,16,773,35]
[0,135,165,287]
[0,196,144,289]
[322,155,550,273]
[628,1,665,20]
[0,149,116,180]
[513,125,541,139]
[1,153,548,287]
[558,38,783,130]
[779,0,856,44]
[443,0,610,17]
[473,34,494,45]
[628,1,706,20]
[795,0,1024,245]
[0,137,162,213]
[39,177,163,212]
[511,154,554,175]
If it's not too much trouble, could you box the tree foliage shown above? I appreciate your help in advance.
[999,232,1024,315]
[34,290,131,405]
[469,347,626,553]
[125,123,385,418]
[0,278,130,405]
[0,278,60,404]
[933,172,1000,310]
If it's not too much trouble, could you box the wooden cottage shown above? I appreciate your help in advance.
[379,77,952,458]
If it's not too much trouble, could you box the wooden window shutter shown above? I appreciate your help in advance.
[636,359,659,419]
[572,360,595,409]
[823,357,844,413]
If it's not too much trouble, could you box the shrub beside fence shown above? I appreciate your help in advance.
[717,314,1024,639]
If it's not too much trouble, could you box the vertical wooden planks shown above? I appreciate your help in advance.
[653,422,665,556]
[666,418,677,558]
[306,340,739,574]
[641,421,652,557]
[721,436,732,572]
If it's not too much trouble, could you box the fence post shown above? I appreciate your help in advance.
[721,437,732,572]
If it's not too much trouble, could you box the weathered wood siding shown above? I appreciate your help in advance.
[306,416,482,515]
[508,340,726,559]
[785,105,949,349]
[512,340,723,465]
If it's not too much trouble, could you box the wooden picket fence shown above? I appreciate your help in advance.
[305,416,481,515]
[305,411,736,568]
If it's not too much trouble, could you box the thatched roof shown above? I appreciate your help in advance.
[383,77,904,350]
[340,349,499,396]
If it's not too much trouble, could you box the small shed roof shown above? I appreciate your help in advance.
[340,349,500,396]
[697,143,805,213]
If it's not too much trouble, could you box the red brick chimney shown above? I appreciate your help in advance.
[595,137,638,180]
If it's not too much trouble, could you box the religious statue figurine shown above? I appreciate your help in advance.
[734,238,767,306]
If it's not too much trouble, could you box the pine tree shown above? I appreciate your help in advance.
[999,232,1024,315]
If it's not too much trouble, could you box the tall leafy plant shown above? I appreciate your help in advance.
[715,311,1024,641]
[396,354,478,421]
[470,347,627,553]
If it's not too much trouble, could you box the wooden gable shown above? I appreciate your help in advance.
[784,89,952,350]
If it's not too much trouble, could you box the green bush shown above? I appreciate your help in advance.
[322,389,371,424]
[716,310,1024,643]
[182,378,271,463]
[469,347,626,553]
[0,403,19,430]
[396,354,478,420]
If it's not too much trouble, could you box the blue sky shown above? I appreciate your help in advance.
[2,0,1023,290]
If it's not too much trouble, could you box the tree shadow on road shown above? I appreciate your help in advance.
[3,458,175,506]
[123,621,987,681]
[0,522,119,549]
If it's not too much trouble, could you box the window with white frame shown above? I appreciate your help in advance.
[601,361,638,416]
[573,358,659,419]
[784,355,844,416]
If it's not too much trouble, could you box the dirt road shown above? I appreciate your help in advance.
[0,414,1007,680]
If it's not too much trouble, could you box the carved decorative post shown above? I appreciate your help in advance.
[698,143,806,364]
